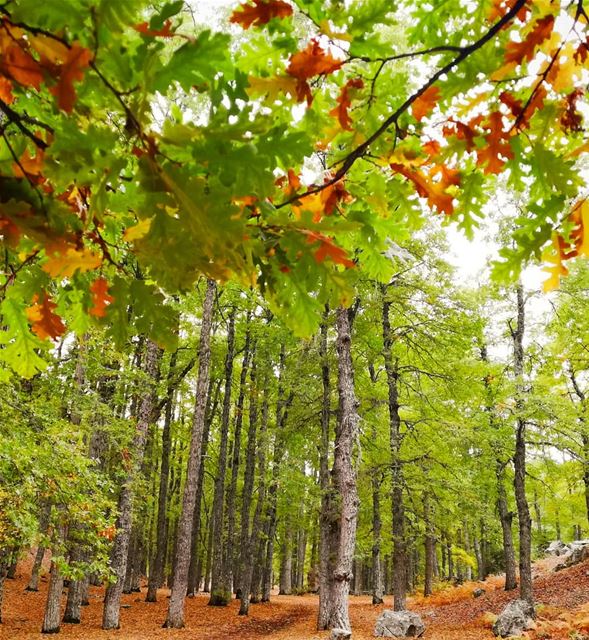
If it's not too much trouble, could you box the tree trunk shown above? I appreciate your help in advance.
[146,349,178,602]
[481,342,517,592]
[237,348,259,615]
[164,278,216,628]
[326,306,360,633]
[225,322,252,600]
[279,525,292,595]
[207,308,238,605]
[512,284,533,606]
[187,377,221,596]
[42,561,63,634]
[27,502,51,592]
[382,290,406,611]
[317,311,336,628]
[424,493,435,597]
[102,338,161,630]
[371,468,384,604]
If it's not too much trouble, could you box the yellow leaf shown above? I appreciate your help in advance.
[318,19,353,42]
[43,247,102,277]
[247,75,299,102]
[124,217,152,241]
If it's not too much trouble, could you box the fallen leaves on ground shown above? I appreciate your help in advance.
[2,552,589,639]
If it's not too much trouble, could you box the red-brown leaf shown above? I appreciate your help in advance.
[89,277,114,318]
[49,42,93,113]
[504,15,555,65]
[329,78,364,130]
[287,40,343,80]
[26,292,66,340]
[134,19,175,37]
[230,0,293,29]
[412,86,440,122]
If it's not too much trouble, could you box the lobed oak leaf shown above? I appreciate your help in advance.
[504,14,555,65]
[412,85,440,122]
[287,39,343,81]
[49,42,93,113]
[247,75,299,101]
[303,230,354,268]
[12,147,44,178]
[230,0,293,29]
[134,19,175,37]
[25,292,66,340]
[329,77,364,131]
[488,0,531,22]
[89,277,114,318]
[560,89,583,133]
[499,91,523,117]
[43,245,102,278]
[475,111,513,174]
[2,43,44,89]
[390,163,457,215]
[124,217,152,241]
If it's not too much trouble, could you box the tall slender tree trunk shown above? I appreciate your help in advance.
[146,349,178,602]
[27,502,51,592]
[164,279,216,628]
[424,493,435,597]
[382,290,406,611]
[207,308,237,605]
[481,342,517,592]
[262,351,291,602]
[187,378,221,596]
[279,526,292,595]
[326,306,360,633]
[247,369,269,606]
[102,338,161,629]
[317,312,336,628]
[512,284,533,606]
[225,322,252,600]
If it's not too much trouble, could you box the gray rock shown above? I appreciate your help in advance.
[553,539,589,570]
[374,610,425,638]
[492,599,535,638]
[546,540,570,556]
[473,588,486,598]
[330,628,351,640]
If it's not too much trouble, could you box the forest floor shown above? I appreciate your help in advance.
[2,553,589,639]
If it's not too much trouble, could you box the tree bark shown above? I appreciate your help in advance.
[424,493,435,597]
[187,377,221,596]
[102,338,161,630]
[164,278,216,628]
[223,318,252,601]
[512,284,533,606]
[42,560,63,634]
[326,306,360,633]
[146,349,178,602]
[382,290,406,611]
[26,502,51,592]
[207,308,237,605]
[371,467,384,604]
[480,342,517,592]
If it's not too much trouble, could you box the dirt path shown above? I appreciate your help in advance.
[2,554,589,639]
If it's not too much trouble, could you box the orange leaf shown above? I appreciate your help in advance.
[2,43,44,89]
[504,15,555,65]
[26,292,66,340]
[12,146,44,178]
[287,39,343,80]
[89,277,114,318]
[230,0,293,29]
[412,86,440,122]
[329,78,364,130]
[0,75,13,103]
[134,19,175,37]
[304,231,354,268]
[390,163,458,215]
[49,42,93,113]
[475,111,513,174]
